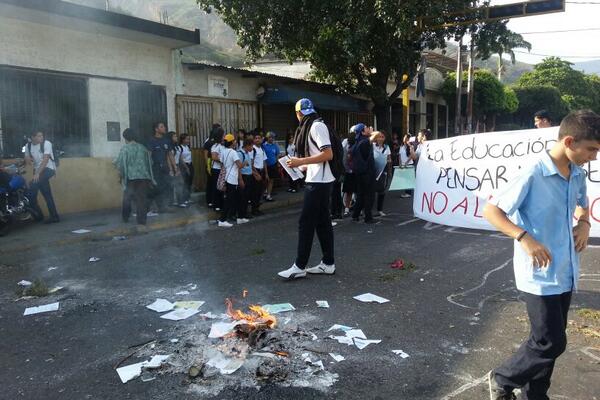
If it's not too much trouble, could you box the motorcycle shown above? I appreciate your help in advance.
[0,161,42,236]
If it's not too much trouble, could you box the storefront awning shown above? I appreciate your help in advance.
[259,86,368,113]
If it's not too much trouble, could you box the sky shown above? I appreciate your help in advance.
[490,0,600,64]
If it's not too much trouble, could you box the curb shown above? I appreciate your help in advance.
[1,195,303,254]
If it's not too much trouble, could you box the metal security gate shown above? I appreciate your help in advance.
[0,67,89,158]
[176,96,257,148]
[129,83,167,146]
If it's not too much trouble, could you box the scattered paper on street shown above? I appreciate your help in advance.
[88,257,101,262]
[116,355,171,383]
[328,335,355,346]
[208,321,243,338]
[17,280,32,287]
[302,354,325,370]
[47,267,58,271]
[345,329,367,340]
[72,229,91,234]
[262,303,295,314]
[144,355,171,368]
[24,302,60,316]
[160,308,200,321]
[187,284,197,290]
[112,236,127,241]
[327,324,354,332]
[392,350,410,358]
[175,291,190,295]
[353,338,381,350]
[353,293,390,304]
[206,352,244,375]
[173,301,205,311]
[329,353,345,362]
[48,286,64,294]
[316,300,329,308]
[146,299,175,313]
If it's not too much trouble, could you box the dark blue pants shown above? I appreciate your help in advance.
[29,169,59,220]
[494,291,572,400]
[295,182,334,269]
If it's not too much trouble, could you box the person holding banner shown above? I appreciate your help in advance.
[483,110,600,400]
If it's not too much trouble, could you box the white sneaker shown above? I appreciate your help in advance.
[218,221,233,228]
[305,262,336,275]
[277,264,307,280]
[237,218,249,224]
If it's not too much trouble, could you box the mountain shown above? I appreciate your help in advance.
[573,59,600,75]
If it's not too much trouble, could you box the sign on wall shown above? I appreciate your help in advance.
[208,75,229,98]
[413,127,600,238]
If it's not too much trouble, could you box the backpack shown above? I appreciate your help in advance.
[351,139,373,175]
[308,120,345,181]
[27,140,60,167]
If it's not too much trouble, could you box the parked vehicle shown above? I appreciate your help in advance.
[0,161,41,235]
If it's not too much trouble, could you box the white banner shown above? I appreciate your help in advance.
[413,127,600,238]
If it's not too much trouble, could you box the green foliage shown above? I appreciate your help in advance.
[503,87,518,114]
[510,85,568,127]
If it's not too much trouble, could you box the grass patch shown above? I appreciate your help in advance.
[16,279,49,297]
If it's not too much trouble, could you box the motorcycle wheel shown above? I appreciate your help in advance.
[27,207,43,222]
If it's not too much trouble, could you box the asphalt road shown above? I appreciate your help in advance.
[1,193,598,400]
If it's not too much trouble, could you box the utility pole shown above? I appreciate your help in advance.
[454,37,463,136]
[466,36,475,135]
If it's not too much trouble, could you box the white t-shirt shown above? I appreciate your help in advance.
[305,121,334,183]
[253,145,266,169]
[221,148,241,185]
[286,143,296,157]
[181,145,192,164]
[172,145,182,166]
[399,145,414,166]
[211,143,224,170]
[27,140,56,172]
[373,143,391,157]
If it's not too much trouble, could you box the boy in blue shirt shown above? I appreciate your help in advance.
[262,132,280,201]
[483,110,600,400]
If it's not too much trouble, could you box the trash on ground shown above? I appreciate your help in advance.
[112,236,127,241]
[327,324,354,332]
[353,338,381,350]
[146,299,175,313]
[144,355,171,369]
[316,300,330,308]
[353,293,390,304]
[328,335,355,346]
[392,349,410,358]
[175,290,190,295]
[160,308,200,321]
[23,302,59,316]
[88,257,101,263]
[344,329,367,339]
[72,229,91,234]
[206,352,244,375]
[115,355,171,383]
[47,267,58,271]
[17,280,32,287]
[310,332,318,341]
[302,354,325,370]
[48,286,64,294]
[187,283,198,290]
[329,353,345,362]
[173,301,205,311]
[390,259,405,269]
[208,321,245,338]
[170,339,179,343]
[262,303,296,314]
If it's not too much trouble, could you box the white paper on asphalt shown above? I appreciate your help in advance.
[316,300,330,308]
[173,301,205,311]
[23,302,60,316]
[146,299,174,313]
[353,293,390,303]
[392,349,410,358]
[206,352,244,375]
[329,353,345,362]
[327,324,354,332]
[159,308,200,321]
[353,338,382,349]
[72,229,91,234]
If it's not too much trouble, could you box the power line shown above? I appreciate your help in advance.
[565,1,600,4]
[514,50,600,58]
[517,27,600,34]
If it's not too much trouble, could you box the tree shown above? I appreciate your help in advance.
[441,69,517,131]
[511,85,569,127]
[196,0,529,137]
[472,25,531,81]
[585,74,600,113]
[516,57,592,110]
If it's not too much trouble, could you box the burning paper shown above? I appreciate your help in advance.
[146,299,174,313]
[392,350,410,358]
[353,293,390,304]
[316,300,330,308]
[262,303,295,314]
[23,302,59,316]
[208,321,243,338]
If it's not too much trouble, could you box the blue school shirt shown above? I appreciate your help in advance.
[489,151,588,296]
[238,149,254,175]
[262,142,280,167]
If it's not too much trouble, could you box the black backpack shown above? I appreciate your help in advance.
[308,121,345,181]
[27,140,60,167]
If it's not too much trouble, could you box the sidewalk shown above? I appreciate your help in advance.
[0,190,303,254]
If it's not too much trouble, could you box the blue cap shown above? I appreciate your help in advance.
[295,98,316,116]
[350,123,365,134]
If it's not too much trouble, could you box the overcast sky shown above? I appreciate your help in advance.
[490,0,600,64]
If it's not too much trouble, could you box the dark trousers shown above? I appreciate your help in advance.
[220,183,239,222]
[251,169,265,212]
[205,167,213,206]
[295,182,334,269]
[240,175,252,218]
[331,180,343,217]
[494,291,572,400]
[211,168,224,209]
[352,173,375,221]
[151,168,172,212]
[181,162,194,202]
[122,179,151,225]
[376,192,386,212]
[29,169,59,220]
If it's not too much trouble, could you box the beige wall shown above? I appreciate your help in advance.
[181,68,260,102]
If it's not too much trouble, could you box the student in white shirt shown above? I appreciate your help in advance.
[251,133,268,216]
[179,134,194,204]
[278,98,335,280]
[372,132,392,216]
[218,134,247,227]
[210,128,225,211]
[24,131,60,223]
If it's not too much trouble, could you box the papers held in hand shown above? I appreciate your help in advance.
[278,156,304,181]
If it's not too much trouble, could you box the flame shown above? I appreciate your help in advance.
[225,298,277,328]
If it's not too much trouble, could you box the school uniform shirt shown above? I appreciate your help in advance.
[211,143,224,170]
[399,145,414,166]
[221,148,241,185]
[27,140,56,172]
[181,145,192,164]
[305,121,335,184]
[262,142,280,167]
[286,143,296,157]
[488,151,588,296]
[238,149,254,176]
[148,136,172,172]
[373,143,390,178]
[172,145,182,166]
[253,145,266,170]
